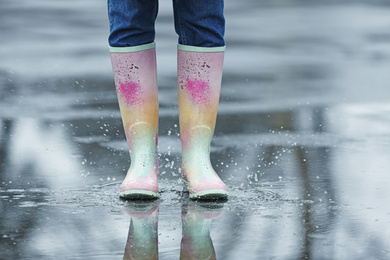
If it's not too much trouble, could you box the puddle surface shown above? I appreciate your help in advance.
[1,0,390,259]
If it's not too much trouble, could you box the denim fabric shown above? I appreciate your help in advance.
[108,0,159,47]
[107,0,225,47]
[173,0,225,47]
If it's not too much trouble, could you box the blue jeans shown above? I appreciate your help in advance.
[107,0,225,48]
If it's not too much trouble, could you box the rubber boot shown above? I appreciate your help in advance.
[110,43,159,199]
[177,44,228,200]
[124,201,159,260]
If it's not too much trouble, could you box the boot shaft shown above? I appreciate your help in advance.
[109,43,159,154]
[177,45,225,151]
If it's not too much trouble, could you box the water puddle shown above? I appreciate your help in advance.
[2,0,390,259]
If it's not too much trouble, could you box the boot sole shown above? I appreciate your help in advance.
[120,190,159,200]
[189,189,228,200]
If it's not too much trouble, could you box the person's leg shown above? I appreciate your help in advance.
[108,0,159,199]
[172,0,225,47]
[108,0,158,47]
[173,0,228,199]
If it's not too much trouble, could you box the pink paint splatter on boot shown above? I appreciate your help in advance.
[118,81,143,105]
[185,78,210,105]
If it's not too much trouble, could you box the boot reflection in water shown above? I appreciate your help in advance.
[107,0,228,199]
[123,202,159,260]
[180,202,225,260]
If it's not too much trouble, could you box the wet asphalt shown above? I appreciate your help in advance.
[1,0,390,259]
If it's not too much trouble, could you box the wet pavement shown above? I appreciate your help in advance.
[1,0,390,259]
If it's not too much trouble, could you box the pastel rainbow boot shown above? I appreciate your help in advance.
[177,45,228,200]
[110,43,159,199]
